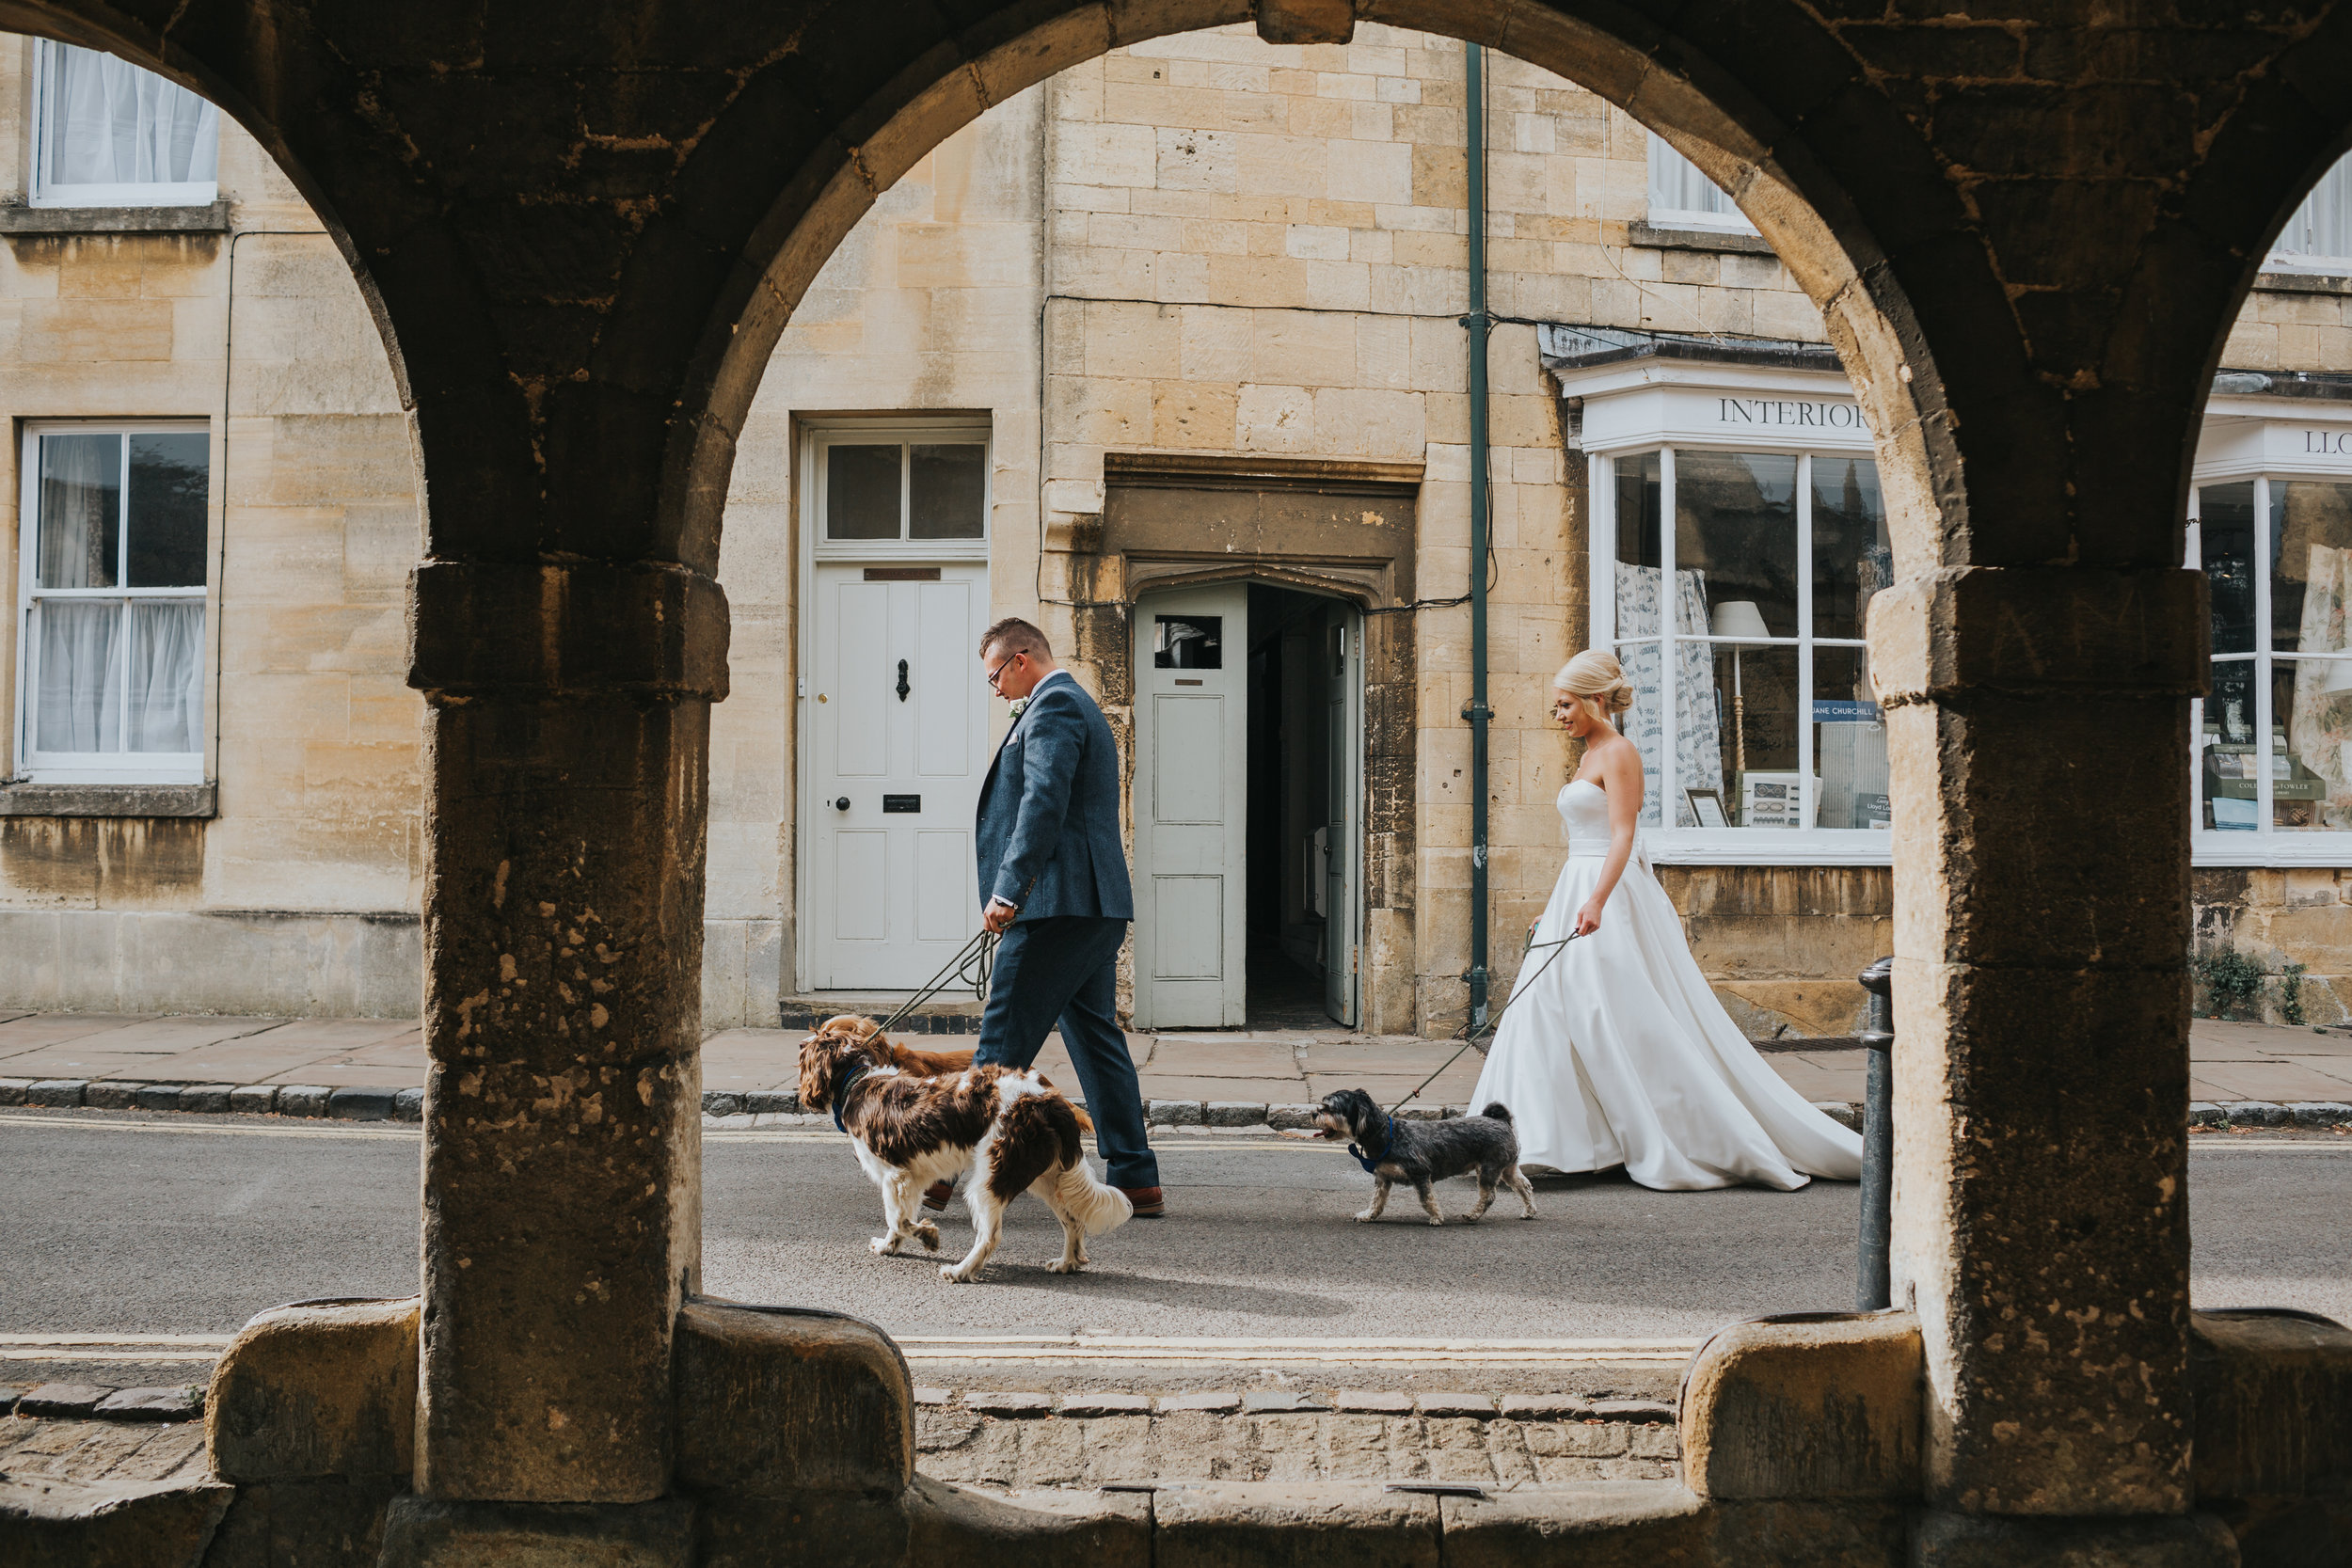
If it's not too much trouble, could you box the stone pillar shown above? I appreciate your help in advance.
[1873,565,2206,1519]
[406,559,729,1504]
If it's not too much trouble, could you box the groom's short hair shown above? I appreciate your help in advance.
[979,617,1052,662]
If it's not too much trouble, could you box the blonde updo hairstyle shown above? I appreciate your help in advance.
[1553,649,1636,722]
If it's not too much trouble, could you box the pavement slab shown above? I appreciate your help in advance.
[0,1016,158,1061]
[2185,1060,2352,1100]
[54,1017,290,1054]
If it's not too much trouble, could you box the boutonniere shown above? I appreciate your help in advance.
[1007,697,1029,719]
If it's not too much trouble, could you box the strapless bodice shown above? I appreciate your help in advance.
[1559,778,1614,854]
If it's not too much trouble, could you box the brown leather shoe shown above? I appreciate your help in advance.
[920,1180,954,1213]
[1120,1185,1165,1217]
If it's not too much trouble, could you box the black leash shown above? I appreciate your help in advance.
[869,928,999,1039]
[1385,927,1586,1116]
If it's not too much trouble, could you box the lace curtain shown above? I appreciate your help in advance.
[41,43,219,190]
[2290,541,2352,827]
[1614,562,1726,826]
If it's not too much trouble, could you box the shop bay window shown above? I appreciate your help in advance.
[14,424,210,784]
[1598,445,1891,852]
[2191,477,2352,836]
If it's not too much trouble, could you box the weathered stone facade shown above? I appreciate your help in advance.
[0,23,2344,1037]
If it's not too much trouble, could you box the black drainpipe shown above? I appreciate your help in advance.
[1461,42,1493,1032]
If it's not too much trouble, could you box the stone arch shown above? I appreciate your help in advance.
[664,0,1969,593]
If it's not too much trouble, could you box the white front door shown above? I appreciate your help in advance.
[806,563,990,990]
[1132,583,1249,1028]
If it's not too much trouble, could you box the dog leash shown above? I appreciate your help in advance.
[1384,927,1586,1116]
[869,928,999,1039]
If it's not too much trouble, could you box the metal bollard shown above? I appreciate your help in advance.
[1857,956,1895,1311]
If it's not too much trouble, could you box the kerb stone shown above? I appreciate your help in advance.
[672,1298,914,1497]
[26,1080,87,1107]
[0,1474,234,1568]
[1155,1482,1438,1568]
[377,1496,694,1568]
[208,1296,419,1482]
[1680,1312,1923,1501]
[277,1086,332,1117]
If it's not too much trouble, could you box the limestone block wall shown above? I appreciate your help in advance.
[0,34,427,1017]
[2192,867,2352,1026]
[713,85,1047,1025]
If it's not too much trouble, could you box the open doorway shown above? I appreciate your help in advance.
[1131,580,1364,1031]
[1246,584,1359,1030]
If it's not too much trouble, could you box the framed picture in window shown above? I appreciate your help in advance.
[1685,787,1730,829]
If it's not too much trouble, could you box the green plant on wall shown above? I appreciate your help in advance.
[2195,947,2266,1021]
[2280,960,2308,1027]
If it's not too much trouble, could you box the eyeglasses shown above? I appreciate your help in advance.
[985,651,1025,690]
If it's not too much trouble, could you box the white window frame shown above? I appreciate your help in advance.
[27,39,220,210]
[2265,151,2352,274]
[2185,456,2352,865]
[805,418,993,563]
[1590,442,1889,866]
[13,420,212,785]
[1645,135,1758,236]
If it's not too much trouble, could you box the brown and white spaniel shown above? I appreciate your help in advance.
[798,1032,1131,1283]
[801,1014,1094,1132]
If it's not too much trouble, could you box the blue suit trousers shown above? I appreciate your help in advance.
[975,915,1158,1190]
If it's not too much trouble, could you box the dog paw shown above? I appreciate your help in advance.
[1046,1258,1084,1274]
[1425,1216,1444,1227]
[914,1224,941,1252]
[1354,1210,1377,1223]
[869,1236,899,1256]
[939,1263,975,1283]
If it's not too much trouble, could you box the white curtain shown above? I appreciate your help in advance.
[38,433,117,588]
[128,602,204,752]
[1615,562,1727,826]
[34,601,123,754]
[1646,135,1750,229]
[2276,153,2352,263]
[43,43,219,189]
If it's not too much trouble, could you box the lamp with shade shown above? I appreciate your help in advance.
[1708,600,1772,782]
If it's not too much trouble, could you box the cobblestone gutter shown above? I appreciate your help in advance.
[914,1389,1682,1489]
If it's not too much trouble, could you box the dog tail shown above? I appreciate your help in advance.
[1481,1101,1513,1122]
[1056,1158,1133,1236]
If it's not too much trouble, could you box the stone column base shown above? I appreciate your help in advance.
[377,1496,695,1567]
[1912,1511,2238,1567]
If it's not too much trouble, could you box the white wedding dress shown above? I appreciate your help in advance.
[1469,779,1864,1192]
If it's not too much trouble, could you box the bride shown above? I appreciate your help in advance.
[1469,650,1863,1192]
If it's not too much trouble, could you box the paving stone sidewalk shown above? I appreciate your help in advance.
[3,1009,2350,1126]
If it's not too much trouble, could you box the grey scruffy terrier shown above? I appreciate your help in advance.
[1313,1088,1538,1226]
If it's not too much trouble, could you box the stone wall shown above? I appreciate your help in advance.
[0,33,427,1017]
[0,23,2346,1035]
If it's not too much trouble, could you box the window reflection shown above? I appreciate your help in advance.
[2201,483,2256,656]
[1812,458,1889,641]
[1676,451,1798,639]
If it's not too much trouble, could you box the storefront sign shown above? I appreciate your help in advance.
[2304,429,2352,455]
[1812,700,1883,723]
[1718,397,1870,433]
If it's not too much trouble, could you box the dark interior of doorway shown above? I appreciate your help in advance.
[1246,583,1340,1030]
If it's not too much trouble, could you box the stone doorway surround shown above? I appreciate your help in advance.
[1082,452,1421,1037]
[10,0,2352,1560]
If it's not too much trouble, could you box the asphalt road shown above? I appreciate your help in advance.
[5,1110,2348,1354]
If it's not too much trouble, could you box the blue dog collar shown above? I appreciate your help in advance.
[1348,1115,1398,1174]
[830,1060,869,1134]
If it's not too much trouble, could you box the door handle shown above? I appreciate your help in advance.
[834,797,850,811]
[897,659,910,702]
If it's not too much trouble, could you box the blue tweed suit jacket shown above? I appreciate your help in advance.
[976,672,1135,922]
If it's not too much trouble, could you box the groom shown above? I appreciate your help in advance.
[931,617,1163,1216]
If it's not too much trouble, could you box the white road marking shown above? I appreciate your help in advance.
[0,1329,1697,1367]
